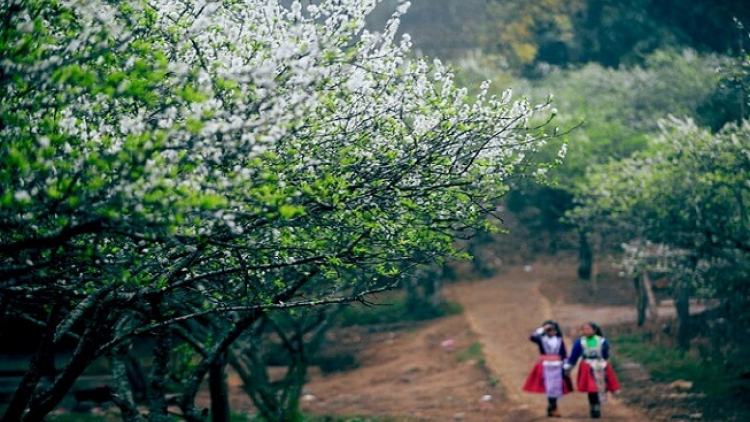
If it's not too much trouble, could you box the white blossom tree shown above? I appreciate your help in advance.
[0,0,557,421]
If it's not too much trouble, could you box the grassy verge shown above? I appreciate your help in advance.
[611,326,750,422]
[614,332,710,380]
[455,341,499,388]
[613,331,744,396]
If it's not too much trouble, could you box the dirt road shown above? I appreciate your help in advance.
[448,262,651,422]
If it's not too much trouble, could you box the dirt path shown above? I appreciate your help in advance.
[448,263,651,422]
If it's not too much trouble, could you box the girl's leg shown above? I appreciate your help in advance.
[547,397,560,417]
[587,392,601,418]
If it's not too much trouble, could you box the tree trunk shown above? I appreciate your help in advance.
[146,330,172,422]
[179,308,266,419]
[2,344,49,422]
[110,344,146,422]
[279,360,306,422]
[578,228,592,280]
[423,264,444,308]
[125,353,148,403]
[674,278,692,350]
[404,275,420,314]
[428,275,443,308]
[208,352,230,422]
[3,305,62,422]
[21,334,100,422]
[634,275,647,327]
[589,229,600,292]
[582,0,604,62]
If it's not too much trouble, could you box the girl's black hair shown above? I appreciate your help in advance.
[586,322,604,337]
[542,320,563,338]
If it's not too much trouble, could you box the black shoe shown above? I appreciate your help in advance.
[546,407,561,417]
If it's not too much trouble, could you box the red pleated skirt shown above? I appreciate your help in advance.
[522,356,573,395]
[575,360,621,393]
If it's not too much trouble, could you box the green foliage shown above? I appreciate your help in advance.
[464,48,728,252]
[573,118,750,284]
[531,49,723,187]
[505,187,574,233]
[569,71,749,359]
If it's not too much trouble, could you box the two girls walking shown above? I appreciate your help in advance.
[523,321,620,418]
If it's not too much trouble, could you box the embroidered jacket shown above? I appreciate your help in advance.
[563,335,610,370]
[530,327,568,358]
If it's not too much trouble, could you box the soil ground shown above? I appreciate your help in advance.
[283,259,745,422]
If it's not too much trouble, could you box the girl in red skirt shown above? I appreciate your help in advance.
[522,320,573,417]
[564,322,621,419]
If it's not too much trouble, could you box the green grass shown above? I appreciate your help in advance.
[455,342,484,363]
[453,342,498,387]
[613,332,739,395]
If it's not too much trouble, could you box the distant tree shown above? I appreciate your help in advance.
[485,0,585,70]
[526,49,726,279]
[570,117,750,349]
[454,50,725,270]
[484,0,750,73]
[0,1,557,421]
[712,23,750,127]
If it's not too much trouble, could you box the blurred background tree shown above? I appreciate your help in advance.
[375,0,750,75]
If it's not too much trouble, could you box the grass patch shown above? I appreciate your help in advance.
[613,332,737,395]
[455,342,484,363]
[454,342,499,388]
